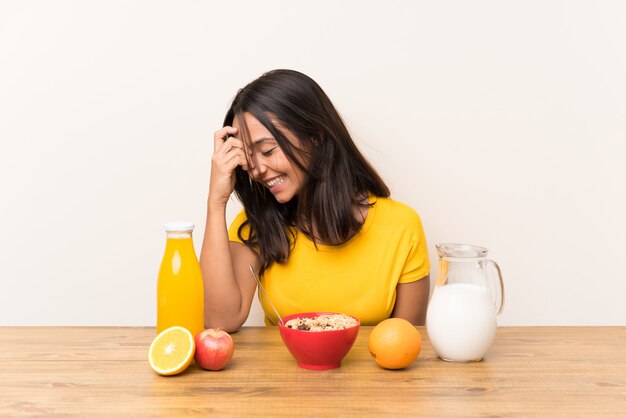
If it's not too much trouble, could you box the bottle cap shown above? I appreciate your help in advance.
[164,222,194,232]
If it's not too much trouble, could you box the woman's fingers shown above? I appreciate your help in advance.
[215,129,249,170]
[209,126,250,206]
[222,138,245,155]
[221,147,249,171]
[212,127,249,172]
[213,126,239,151]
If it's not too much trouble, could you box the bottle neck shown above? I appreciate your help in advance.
[164,232,196,255]
[166,231,192,239]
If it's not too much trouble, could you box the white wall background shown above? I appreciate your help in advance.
[1,0,624,326]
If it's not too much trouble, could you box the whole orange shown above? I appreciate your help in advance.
[368,318,422,369]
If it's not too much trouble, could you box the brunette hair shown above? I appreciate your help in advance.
[224,69,389,274]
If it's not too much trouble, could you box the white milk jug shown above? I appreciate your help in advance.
[426,243,505,362]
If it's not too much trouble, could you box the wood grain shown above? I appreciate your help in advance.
[1,327,625,417]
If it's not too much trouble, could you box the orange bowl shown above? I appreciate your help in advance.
[278,312,360,370]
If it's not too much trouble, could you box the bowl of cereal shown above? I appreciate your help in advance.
[278,312,360,370]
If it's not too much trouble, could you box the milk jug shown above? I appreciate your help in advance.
[426,243,504,362]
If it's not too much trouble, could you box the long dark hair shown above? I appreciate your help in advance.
[224,69,389,275]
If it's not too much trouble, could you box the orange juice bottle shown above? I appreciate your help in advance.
[157,222,204,337]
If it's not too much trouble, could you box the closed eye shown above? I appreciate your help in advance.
[261,146,278,157]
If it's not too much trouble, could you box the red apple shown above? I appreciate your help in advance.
[194,328,234,371]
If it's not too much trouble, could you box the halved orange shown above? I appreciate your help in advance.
[148,326,195,376]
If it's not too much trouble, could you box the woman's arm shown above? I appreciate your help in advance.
[199,205,260,332]
[199,126,260,333]
[390,275,431,325]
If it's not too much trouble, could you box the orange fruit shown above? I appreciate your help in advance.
[368,318,422,369]
[148,326,196,376]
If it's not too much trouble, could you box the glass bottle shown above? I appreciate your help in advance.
[156,222,204,337]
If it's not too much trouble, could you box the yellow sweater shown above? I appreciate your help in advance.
[228,194,430,326]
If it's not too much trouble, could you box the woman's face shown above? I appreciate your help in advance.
[234,112,309,203]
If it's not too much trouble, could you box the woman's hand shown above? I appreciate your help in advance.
[208,126,249,207]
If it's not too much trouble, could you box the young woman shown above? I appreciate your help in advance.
[200,69,430,332]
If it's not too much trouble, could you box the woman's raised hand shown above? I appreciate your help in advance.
[208,126,249,207]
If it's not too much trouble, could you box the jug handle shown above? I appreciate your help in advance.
[487,259,505,318]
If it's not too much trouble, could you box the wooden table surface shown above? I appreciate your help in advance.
[1,326,625,417]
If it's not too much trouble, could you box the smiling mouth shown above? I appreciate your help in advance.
[266,176,285,188]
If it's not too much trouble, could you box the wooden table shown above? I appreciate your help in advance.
[1,327,625,417]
